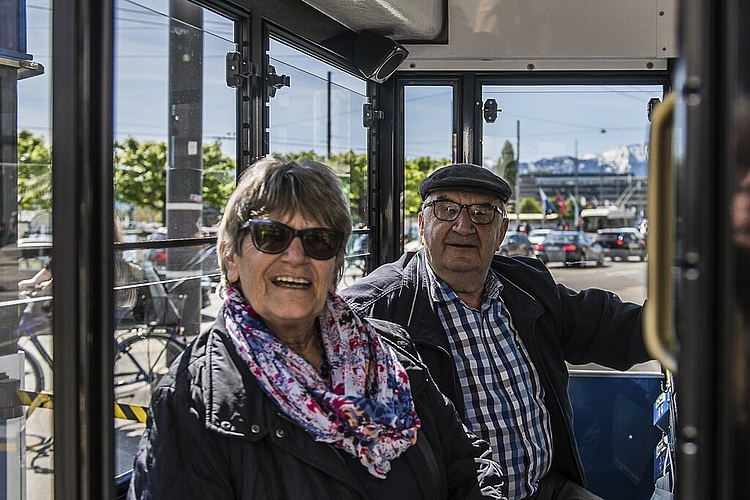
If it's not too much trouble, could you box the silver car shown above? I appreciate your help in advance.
[536,231,605,267]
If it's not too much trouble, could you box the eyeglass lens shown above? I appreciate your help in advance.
[246,220,342,260]
[429,200,499,224]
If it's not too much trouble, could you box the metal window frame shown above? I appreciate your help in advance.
[51,1,252,497]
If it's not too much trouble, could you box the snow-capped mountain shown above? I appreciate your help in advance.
[520,143,648,177]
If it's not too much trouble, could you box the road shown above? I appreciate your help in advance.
[545,259,648,305]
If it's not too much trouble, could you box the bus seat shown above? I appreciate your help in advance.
[569,370,664,500]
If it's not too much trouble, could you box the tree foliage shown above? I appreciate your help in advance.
[17,129,529,230]
[201,141,236,211]
[17,130,52,210]
[495,140,517,190]
[112,137,235,222]
[404,157,448,215]
[519,197,541,213]
[277,151,449,224]
[16,132,237,223]
[113,138,168,220]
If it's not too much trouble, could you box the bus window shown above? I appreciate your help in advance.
[11,1,239,496]
[481,84,661,373]
[111,0,238,484]
[403,84,455,250]
[267,38,369,289]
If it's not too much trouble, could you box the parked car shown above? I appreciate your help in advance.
[535,231,605,267]
[497,231,535,257]
[145,230,167,268]
[594,228,647,261]
[528,228,553,246]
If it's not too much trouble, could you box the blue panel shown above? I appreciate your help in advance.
[569,372,663,500]
[0,421,6,500]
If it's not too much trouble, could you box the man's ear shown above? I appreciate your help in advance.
[497,218,510,252]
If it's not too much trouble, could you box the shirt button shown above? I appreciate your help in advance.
[251,424,261,434]
[275,429,285,439]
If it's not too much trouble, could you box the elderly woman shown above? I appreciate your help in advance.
[128,156,505,499]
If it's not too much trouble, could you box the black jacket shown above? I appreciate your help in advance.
[340,251,649,487]
[128,308,506,499]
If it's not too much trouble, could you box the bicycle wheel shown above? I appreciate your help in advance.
[341,257,366,288]
[113,333,185,407]
[22,350,45,393]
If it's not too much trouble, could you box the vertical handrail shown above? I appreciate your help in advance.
[644,92,679,373]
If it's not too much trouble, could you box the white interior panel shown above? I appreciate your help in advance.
[299,0,444,40]
[401,0,677,71]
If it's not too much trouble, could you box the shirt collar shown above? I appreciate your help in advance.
[422,256,504,307]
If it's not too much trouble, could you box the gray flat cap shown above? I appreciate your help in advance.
[419,163,512,202]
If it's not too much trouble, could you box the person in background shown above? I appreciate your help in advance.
[129,157,506,499]
[18,264,52,292]
[341,163,650,500]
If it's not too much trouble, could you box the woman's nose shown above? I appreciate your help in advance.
[281,235,308,262]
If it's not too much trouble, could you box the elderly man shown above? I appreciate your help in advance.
[341,163,650,500]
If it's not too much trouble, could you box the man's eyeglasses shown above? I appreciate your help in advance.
[238,219,343,260]
[423,199,505,225]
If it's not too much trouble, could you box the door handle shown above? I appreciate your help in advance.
[644,92,679,373]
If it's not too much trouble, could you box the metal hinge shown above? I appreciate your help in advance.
[363,102,384,128]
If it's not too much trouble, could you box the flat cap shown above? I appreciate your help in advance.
[419,163,512,202]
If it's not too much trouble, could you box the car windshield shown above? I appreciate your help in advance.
[546,232,579,243]
[529,230,551,237]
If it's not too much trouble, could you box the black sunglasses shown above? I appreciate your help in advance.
[238,219,343,261]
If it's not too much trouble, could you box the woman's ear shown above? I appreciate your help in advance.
[220,241,240,283]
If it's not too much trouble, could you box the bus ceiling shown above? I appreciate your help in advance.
[298,0,677,73]
[299,0,445,41]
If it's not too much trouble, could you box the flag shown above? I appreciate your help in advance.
[568,192,580,226]
[589,196,599,208]
[556,191,568,216]
[567,192,580,213]
[539,188,555,215]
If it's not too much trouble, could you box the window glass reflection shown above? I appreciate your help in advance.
[268,38,369,288]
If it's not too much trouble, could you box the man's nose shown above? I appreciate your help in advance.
[451,207,476,233]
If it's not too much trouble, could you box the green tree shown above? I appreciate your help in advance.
[113,138,168,221]
[17,130,52,210]
[202,141,236,213]
[270,151,449,228]
[495,140,517,189]
[332,151,368,227]
[519,197,541,213]
[114,137,235,223]
[404,157,448,216]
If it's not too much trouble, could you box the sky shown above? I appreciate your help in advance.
[17,0,662,168]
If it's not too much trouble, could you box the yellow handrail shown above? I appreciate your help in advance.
[644,92,679,373]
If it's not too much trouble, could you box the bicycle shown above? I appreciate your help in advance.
[17,289,188,409]
[113,294,188,407]
[16,288,53,393]
[340,255,368,288]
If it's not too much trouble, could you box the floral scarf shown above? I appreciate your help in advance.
[222,285,421,478]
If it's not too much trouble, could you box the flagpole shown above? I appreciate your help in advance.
[574,139,579,229]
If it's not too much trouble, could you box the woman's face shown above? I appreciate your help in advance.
[224,212,338,335]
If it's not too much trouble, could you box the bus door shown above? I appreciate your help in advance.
[649,0,750,497]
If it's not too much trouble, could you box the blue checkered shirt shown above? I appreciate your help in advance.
[424,264,552,500]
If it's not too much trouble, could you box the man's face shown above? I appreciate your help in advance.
[418,189,508,289]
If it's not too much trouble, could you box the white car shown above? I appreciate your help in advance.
[528,229,553,246]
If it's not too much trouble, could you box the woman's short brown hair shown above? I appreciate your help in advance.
[217,156,353,290]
